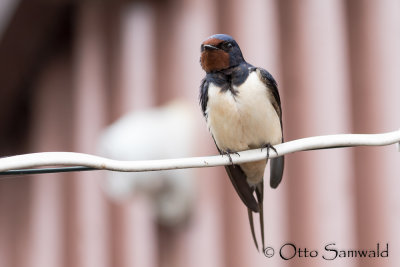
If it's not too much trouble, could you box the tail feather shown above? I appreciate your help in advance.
[247,182,265,251]
[255,182,265,251]
[247,209,259,251]
[225,164,259,212]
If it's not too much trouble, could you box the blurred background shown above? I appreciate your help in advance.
[0,0,400,267]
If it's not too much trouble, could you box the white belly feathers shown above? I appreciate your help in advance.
[206,71,282,153]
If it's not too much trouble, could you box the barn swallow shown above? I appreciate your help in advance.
[199,34,284,251]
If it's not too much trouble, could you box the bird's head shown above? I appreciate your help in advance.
[200,34,244,73]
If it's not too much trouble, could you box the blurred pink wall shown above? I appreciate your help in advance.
[0,0,399,267]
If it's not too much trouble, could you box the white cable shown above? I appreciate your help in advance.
[0,129,399,173]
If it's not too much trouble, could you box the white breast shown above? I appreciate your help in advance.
[206,71,282,153]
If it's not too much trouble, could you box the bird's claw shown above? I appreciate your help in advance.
[261,143,278,160]
[221,150,238,166]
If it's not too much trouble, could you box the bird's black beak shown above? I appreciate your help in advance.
[203,44,219,51]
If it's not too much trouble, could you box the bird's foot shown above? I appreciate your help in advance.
[221,149,239,166]
[261,143,278,160]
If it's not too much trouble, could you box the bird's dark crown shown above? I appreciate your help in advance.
[200,34,245,73]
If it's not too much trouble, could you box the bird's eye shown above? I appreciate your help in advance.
[201,44,205,52]
[221,42,233,50]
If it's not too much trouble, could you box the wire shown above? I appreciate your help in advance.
[0,166,97,176]
[0,129,399,176]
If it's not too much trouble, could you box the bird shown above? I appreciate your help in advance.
[198,34,284,251]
